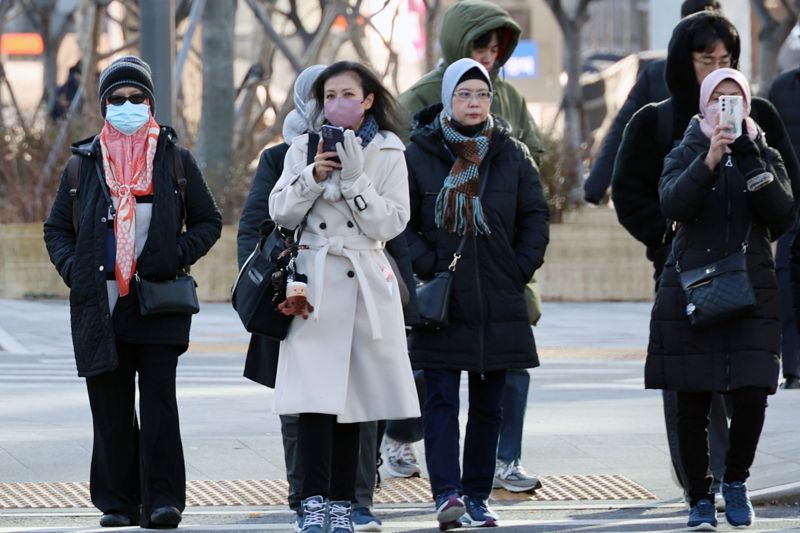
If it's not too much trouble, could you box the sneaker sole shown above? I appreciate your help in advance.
[353,522,382,532]
[688,522,717,531]
[384,463,421,479]
[461,516,498,528]
[492,477,542,493]
[438,520,462,531]
[437,505,466,525]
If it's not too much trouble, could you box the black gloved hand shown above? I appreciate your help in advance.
[729,120,765,178]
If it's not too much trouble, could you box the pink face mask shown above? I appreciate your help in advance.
[324,97,364,129]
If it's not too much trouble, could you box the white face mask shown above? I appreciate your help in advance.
[105,101,150,135]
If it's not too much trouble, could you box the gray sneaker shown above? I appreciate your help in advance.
[493,459,542,493]
[383,436,422,478]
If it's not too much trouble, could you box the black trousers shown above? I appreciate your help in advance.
[85,341,185,522]
[677,387,768,506]
[298,413,361,502]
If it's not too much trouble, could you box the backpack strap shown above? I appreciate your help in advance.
[656,99,674,157]
[171,146,187,227]
[66,155,83,233]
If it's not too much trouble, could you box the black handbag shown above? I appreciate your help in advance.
[676,225,756,329]
[415,241,466,329]
[231,219,308,340]
[135,272,200,315]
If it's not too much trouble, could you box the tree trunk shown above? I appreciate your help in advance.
[757,22,795,96]
[562,23,585,207]
[196,0,236,212]
[42,32,59,113]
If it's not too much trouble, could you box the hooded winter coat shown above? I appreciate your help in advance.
[43,128,222,377]
[645,118,794,394]
[611,14,800,279]
[404,105,549,374]
[397,0,543,163]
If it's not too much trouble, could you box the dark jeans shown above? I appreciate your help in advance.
[777,227,800,378]
[676,387,768,506]
[297,413,361,502]
[497,369,530,463]
[423,369,506,500]
[85,342,185,523]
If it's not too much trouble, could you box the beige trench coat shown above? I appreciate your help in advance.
[268,130,421,423]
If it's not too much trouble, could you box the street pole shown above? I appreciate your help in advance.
[139,0,176,127]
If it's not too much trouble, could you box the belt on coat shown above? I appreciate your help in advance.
[301,232,385,340]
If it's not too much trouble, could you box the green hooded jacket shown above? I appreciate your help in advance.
[397,0,543,163]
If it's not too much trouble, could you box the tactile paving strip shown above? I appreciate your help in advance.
[0,475,655,509]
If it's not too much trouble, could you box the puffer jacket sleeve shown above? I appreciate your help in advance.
[339,145,410,242]
[752,97,800,208]
[177,148,223,269]
[611,105,669,249]
[747,145,795,238]
[658,144,715,223]
[403,152,437,278]
[513,149,550,280]
[790,224,800,332]
[43,159,79,287]
[270,136,325,229]
[585,65,657,204]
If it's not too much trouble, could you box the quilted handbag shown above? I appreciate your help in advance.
[676,226,755,329]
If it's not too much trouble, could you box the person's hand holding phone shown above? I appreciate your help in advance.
[337,130,364,182]
[704,114,736,171]
[313,138,342,183]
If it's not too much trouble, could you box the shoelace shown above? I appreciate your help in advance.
[509,460,529,477]
[466,497,488,516]
[302,501,326,529]
[328,504,351,531]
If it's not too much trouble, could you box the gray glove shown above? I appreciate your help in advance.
[336,129,364,182]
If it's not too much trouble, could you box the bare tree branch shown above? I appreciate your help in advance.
[246,0,304,73]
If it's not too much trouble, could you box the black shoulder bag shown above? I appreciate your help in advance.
[231,134,318,339]
[675,224,756,329]
[415,167,489,329]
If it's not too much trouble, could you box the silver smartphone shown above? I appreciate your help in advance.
[719,95,744,137]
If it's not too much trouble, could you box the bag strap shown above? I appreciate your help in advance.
[66,156,83,233]
[673,222,753,273]
[448,165,491,272]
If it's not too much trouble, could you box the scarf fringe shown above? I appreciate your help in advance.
[435,188,491,236]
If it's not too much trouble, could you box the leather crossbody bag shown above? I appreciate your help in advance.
[675,224,756,329]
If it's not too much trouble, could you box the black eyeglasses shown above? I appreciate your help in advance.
[107,93,148,106]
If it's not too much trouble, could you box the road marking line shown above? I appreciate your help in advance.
[0,325,28,354]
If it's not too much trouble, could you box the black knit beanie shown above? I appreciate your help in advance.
[457,66,491,88]
[98,56,156,117]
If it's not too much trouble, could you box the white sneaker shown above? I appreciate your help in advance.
[493,459,542,493]
[383,436,422,478]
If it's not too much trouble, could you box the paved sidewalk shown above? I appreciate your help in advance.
[1,299,799,514]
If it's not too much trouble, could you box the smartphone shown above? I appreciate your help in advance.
[321,125,344,163]
[718,95,744,137]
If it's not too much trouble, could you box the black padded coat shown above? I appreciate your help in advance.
[645,118,794,394]
[404,107,549,374]
[43,128,222,377]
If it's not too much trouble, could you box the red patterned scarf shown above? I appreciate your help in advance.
[99,116,160,296]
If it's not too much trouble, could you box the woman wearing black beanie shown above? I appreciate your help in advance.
[44,56,222,529]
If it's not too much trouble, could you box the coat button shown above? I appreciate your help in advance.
[347,221,354,228]
[347,270,355,278]
[320,222,327,229]
[99,265,105,271]
[101,217,107,223]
